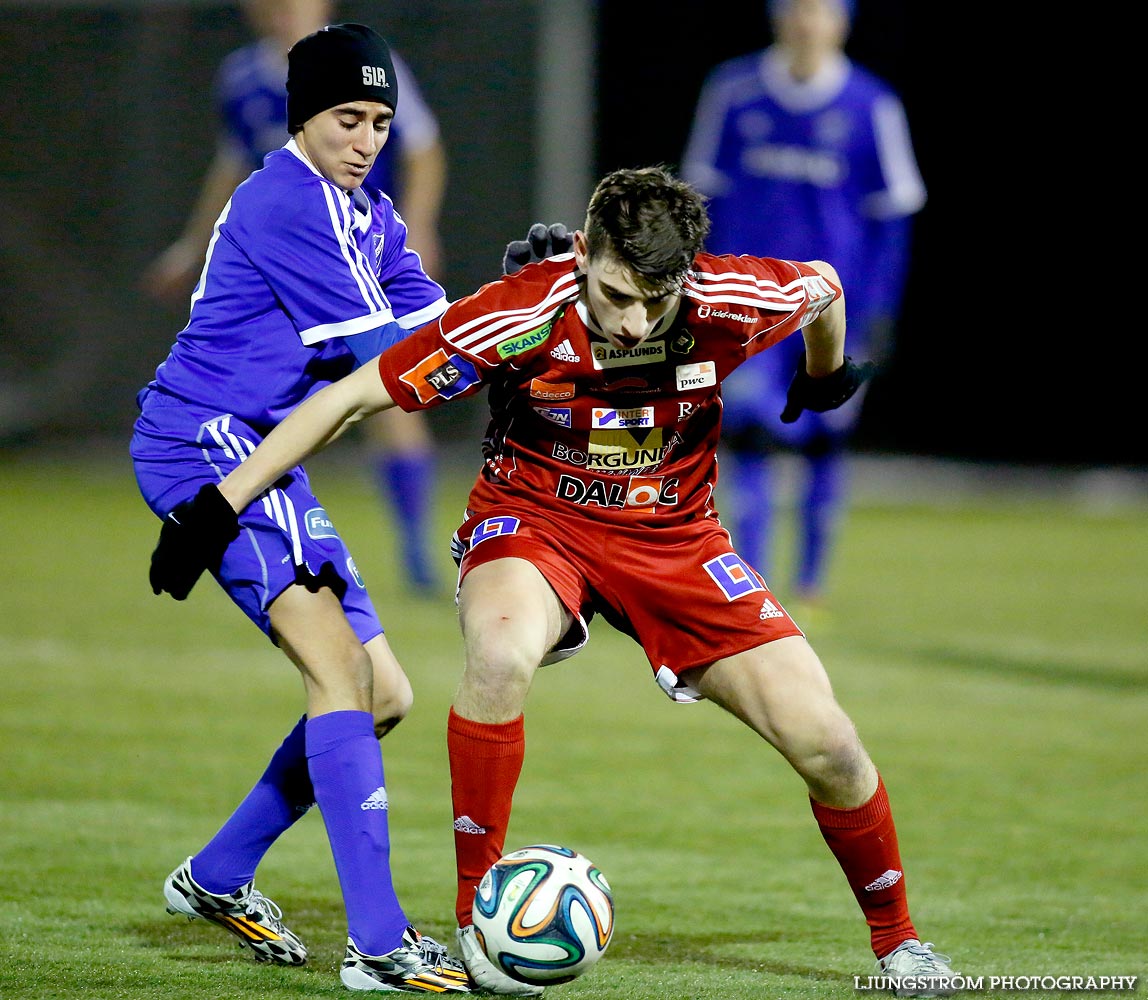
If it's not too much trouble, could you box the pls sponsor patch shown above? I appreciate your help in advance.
[400,348,480,403]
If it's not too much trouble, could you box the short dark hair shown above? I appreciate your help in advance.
[583,166,710,292]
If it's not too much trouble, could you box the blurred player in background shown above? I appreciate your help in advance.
[133,23,468,992]
[150,166,960,998]
[682,0,926,614]
[143,0,447,592]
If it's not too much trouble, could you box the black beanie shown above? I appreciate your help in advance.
[286,23,398,133]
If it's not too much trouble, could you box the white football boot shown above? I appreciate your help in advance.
[341,927,471,993]
[876,939,961,997]
[456,924,544,997]
[163,856,307,965]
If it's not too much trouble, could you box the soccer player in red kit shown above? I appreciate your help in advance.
[149,166,959,998]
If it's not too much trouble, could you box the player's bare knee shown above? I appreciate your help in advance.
[468,655,535,699]
[457,640,537,719]
[795,719,874,805]
[465,620,547,685]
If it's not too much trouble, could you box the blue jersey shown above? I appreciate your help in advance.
[682,47,925,354]
[216,39,440,196]
[147,140,447,431]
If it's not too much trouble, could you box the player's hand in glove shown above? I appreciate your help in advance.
[149,482,240,600]
[780,355,879,423]
[503,222,574,275]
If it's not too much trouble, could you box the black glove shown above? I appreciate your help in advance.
[149,482,240,600]
[780,355,879,424]
[503,222,573,275]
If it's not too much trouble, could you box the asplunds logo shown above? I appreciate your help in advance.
[591,341,666,369]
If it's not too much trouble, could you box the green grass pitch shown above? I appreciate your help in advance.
[1,446,1145,999]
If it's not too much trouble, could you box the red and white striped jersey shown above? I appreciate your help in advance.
[378,252,840,526]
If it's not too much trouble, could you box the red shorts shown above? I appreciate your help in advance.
[455,503,803,702]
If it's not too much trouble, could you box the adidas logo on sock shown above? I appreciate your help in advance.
[864,869,903,892]
[550,339,580,363]
[453,815,487,834]
[360,786,389,811]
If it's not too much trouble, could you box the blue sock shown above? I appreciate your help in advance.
[797,451,846,594]
[306,710,407,954]
[377,451,436,589]
[192,715,314,893]
[726,450,774,579]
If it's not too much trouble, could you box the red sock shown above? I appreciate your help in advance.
[447,708,525,926]
[810,775,918,957]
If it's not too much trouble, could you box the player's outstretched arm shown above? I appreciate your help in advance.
[220,361,397,512]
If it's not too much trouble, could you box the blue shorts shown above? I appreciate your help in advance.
[130,387,383,645]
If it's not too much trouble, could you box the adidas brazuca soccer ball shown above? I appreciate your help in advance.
[472,844,614,985]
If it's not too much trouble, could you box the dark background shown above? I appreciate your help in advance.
[597,2,1137,466]
[0,2,1137,466]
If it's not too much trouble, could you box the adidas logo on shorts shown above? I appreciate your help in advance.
[550,339,580,363]
[759,598,785,620]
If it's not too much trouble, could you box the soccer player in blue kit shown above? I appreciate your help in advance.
[143,0,447,592]
[682,0,926,611]
[131,22,468,994]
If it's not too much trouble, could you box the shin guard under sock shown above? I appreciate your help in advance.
[192,715,314,893]
[810,775,918,957]
[307,710,407,954]
[447,708,525,926]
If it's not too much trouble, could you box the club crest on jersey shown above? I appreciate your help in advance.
[703,553,766,601]
[470,515,521,548]
[533,406,572,427]
[675,361,716,390]
[591,406,654,429]
[669,331,695,355]
[591,340,666,369]
[305,507,338,539]
[497,322,552,359]
[529,378,575,401]
[400,348,480,404]
[372,233,384,265]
